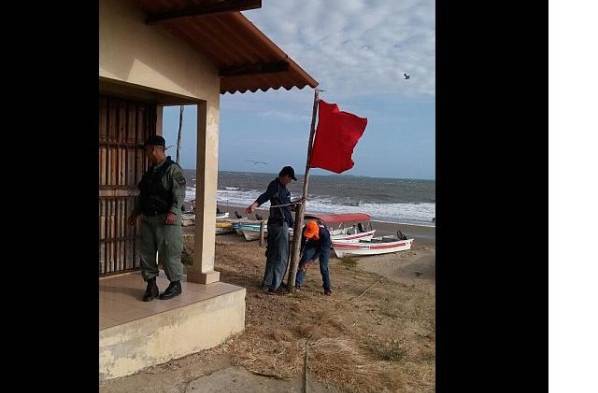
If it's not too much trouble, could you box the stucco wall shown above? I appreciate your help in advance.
[100,287,246,381]
[99,0,220,103]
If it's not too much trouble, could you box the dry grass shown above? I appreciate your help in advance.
[187,234,437,393]
[340,256,359,270]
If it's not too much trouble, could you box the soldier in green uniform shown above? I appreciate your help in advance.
[128,135,187,301]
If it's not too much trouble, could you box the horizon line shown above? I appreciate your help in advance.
[182,168,435,181]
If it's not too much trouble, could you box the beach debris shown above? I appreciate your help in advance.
[414,271,423,277]
[303,340,309,393]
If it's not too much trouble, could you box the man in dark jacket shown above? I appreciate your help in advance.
[246,166,297,293]
[295,220,333,295]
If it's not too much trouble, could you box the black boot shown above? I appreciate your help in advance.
[159,281,182,300]
[143,277,159,302]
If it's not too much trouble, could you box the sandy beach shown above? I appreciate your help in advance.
[212,203,436,283]
[102,205,435,393]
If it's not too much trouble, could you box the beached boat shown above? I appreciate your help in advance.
[240,225,295,241]
[232,219,266,240]
[303,213,376,242]
[241,228,262,241]
[237,213,376,242]
[181,213,196,227]
[183,211,229,226]
[216,211,229,220]
[216,221,235,235]
[331,236,414,258]
[233,221,262,235]
[181,213,235,234]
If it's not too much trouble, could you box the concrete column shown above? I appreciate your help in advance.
[188,97,220,284]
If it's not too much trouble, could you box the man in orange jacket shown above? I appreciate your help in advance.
[295,220,333,295]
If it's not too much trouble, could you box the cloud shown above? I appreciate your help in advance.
[243,0,435,98]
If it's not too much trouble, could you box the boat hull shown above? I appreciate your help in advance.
[332,238,414,258]
[215,222,234,235]
[331,229,376,242]
[216,212,230,220]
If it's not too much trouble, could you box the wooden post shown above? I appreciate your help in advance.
[175,105,184,164]
[287,89,320,292]
[259,220,266,247]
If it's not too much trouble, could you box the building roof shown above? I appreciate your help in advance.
[137,1,319,94]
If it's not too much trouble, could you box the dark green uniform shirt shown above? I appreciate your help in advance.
[133,157,186,216]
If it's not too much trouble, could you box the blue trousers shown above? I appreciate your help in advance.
[262,222,289,290]
[296,246,331,291]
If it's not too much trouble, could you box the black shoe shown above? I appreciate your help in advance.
[324,289,332,296]
[143,278,159,302]
[159,281,182,300]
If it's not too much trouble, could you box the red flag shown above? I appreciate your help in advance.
[309,100,367,174]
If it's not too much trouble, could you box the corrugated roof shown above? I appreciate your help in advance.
[137,1,318,94]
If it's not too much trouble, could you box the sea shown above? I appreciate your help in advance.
[183,170,435,227]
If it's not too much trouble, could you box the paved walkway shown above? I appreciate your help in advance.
[185,366,342,393]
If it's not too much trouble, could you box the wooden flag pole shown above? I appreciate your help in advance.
[287,88,320,292]
[175,105,184,164]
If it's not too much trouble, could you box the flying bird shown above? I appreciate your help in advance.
[246,160,269,166]
[403,73,410,80]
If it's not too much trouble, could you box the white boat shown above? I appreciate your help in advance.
[183,211,229,226]
[331,229,376,242]
[181,213,196,227]
[182,213,235,234]
[241,228,262,241]
[238,212,377,242]
[332,236,414,258]
[304,213,377,243]
[216,212,230,220]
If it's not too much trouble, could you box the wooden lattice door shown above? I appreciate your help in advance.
[99,95,156,275]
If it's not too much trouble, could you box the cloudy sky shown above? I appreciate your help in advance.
[164,0,435,179]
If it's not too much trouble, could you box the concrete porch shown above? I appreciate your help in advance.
[99,272,246,381]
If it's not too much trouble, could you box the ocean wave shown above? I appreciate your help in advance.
[186,187,435,226]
